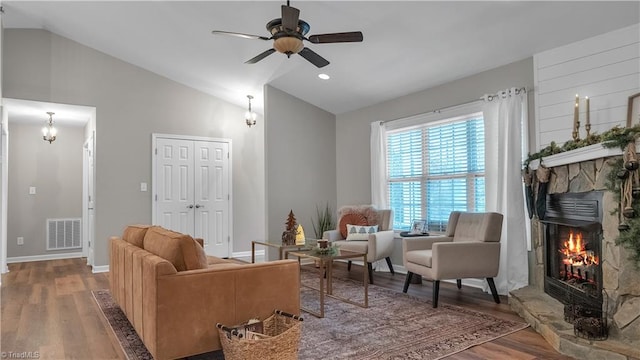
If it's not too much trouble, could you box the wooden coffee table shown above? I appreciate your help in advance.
[286,248,368,318]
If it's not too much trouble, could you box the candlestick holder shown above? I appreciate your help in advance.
[572,122,580,141]
[585,123,591,138]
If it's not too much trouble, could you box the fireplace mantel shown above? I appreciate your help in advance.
[528,143,623,170]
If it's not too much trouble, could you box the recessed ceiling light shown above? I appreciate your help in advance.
[318,73,330,80]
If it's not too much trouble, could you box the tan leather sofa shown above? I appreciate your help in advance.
[109,225,300,360]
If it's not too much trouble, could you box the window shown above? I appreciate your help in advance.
[387,113,485,232]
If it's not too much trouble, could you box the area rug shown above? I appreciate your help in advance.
[93,269,528,360]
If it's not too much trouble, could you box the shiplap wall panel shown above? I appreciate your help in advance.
[534,24,640,148]
[537,43,639,81]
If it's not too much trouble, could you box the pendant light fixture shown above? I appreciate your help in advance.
[245,95,257,128]
[42,112,57,144]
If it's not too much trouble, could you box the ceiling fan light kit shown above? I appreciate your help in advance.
[212,1,363,68]
[273,36,304,56]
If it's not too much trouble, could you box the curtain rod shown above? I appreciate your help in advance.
[381,87,528,125]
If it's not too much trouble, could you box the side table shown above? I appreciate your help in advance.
[251,240,311,263]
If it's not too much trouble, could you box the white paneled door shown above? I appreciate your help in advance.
[153,135,231,258]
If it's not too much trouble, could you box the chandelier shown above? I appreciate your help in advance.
[245,95,257,128]
[42,112,57,144]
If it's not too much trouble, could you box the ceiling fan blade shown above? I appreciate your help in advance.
[281,4,300,31]
[245,48,276,64]
[308,31,363,44]
[212,30,270,41]
[298,47,329,68]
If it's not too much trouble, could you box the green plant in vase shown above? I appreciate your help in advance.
[312,203,335,239]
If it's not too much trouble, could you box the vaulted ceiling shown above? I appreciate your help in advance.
[3,1,639,115]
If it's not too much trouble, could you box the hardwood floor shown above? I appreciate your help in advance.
[1,258,573,359]
[1,259,121,359]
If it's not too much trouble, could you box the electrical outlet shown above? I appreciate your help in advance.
[140,182,147,192]
[17,237,24,245]
[29,187,36,195]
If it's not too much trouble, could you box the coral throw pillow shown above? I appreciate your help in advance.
[339,213,368,239]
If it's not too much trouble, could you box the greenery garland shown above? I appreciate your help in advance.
[524,125,640,168]
[524,125,640,268]
[604,158,640,267]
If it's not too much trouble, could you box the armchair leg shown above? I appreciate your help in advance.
[456,279,462,289]
[486,278,500,304]
[432,280,440,308]
[347,261,352,271]
[385,257,395,275]
[367,262,374,284]
[403,272,413,293]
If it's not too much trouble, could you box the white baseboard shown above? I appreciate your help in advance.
[7,252,84,264]
[92,265,109,273]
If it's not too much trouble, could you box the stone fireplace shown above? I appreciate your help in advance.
[509,144,640,359]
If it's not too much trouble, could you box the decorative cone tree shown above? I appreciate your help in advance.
[282,210,298,245]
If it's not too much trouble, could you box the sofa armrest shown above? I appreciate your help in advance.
[403,236,453,253]
[431,241,500,280]
[149,260,300,359]
[324,229,343,241]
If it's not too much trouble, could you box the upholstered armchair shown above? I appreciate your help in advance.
[402,211,503,307]
[323,205,394,284]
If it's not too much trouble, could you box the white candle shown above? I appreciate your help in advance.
[585,96,590,127]
[574,94,579,130]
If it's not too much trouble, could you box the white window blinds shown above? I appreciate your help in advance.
[387,114,485,231]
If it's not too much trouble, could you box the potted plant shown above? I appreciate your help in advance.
[312,203,335,239]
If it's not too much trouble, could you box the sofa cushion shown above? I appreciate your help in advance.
[122,224,151,247]
[345,224,378,241]
[143,226,208,271]
[207,256,232,265]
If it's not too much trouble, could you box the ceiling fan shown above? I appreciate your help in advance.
[211,1,363,68]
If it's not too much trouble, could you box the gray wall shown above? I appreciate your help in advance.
[335,58,535,267]
[265,85,336,251]
[335,57,535,206]
[3,29,266,267]
[7,123,84,257]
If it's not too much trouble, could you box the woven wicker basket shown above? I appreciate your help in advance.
[217,310,303,360]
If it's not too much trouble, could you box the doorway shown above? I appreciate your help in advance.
[151,134,232,258]
[1,98,95,272]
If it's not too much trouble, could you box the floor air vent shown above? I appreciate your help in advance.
[47,218,82,250]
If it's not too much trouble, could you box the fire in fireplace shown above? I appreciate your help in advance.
[557,227,599,296]
[542,191,603,311]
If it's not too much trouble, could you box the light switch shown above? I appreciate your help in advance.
[140,182,148,192]
[29,187,36,195]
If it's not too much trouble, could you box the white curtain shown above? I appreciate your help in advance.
[370,121,388,208]
[482,88,529,295]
